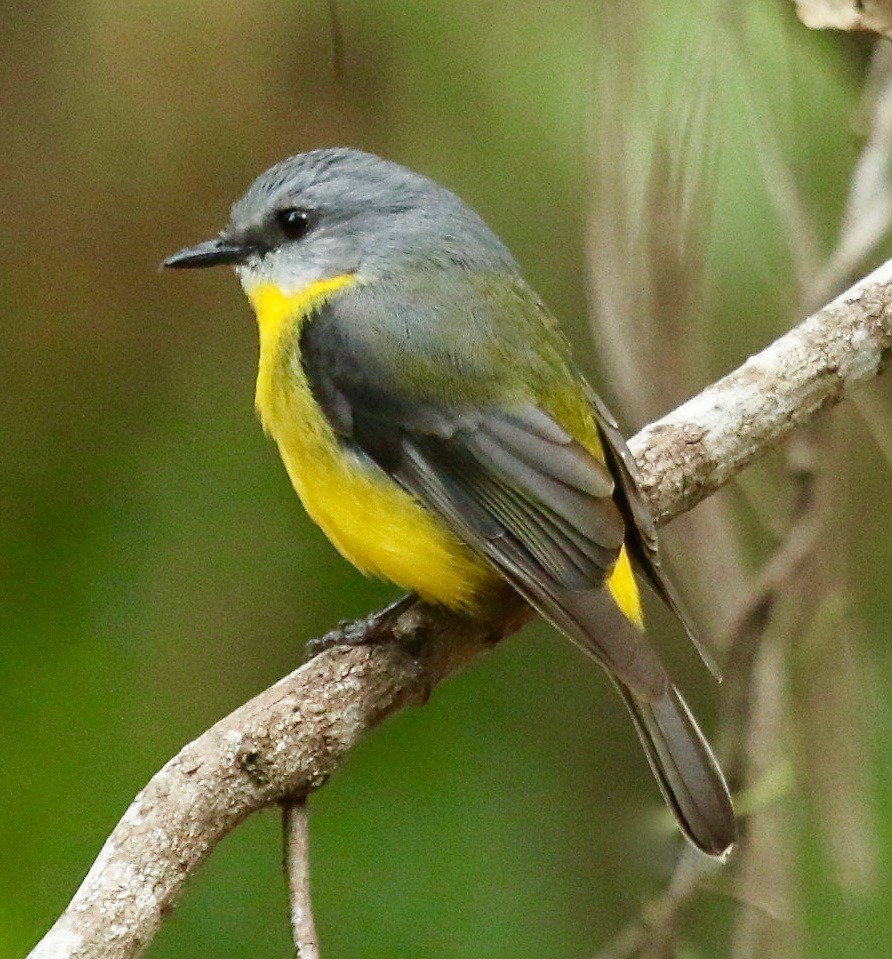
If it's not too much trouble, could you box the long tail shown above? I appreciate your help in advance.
[616,680,736,857]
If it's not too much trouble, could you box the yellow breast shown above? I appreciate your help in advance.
[248,279,496,610]
[247,278,641,626]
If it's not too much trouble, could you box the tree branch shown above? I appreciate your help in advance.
[630,258,892,524]
[28,265,892,959]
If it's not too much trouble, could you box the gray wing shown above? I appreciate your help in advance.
[301,300,736,855]
[301,306,669,701]
[588,392,721,680]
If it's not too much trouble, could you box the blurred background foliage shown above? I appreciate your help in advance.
[2,1,892,957]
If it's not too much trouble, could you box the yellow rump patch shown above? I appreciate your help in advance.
[607,545,644,629]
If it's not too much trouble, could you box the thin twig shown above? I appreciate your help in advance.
[718,512,821,653]
[283,798,321,959]
[809,44,892,313]
[593,849,710,959]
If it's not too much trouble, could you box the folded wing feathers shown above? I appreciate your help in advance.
[397,413,670,701]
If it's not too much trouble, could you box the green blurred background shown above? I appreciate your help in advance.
[3,1,891,956]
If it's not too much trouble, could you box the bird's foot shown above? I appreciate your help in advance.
[304,594,419,660]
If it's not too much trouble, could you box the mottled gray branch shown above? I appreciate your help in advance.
[28,264,892,959]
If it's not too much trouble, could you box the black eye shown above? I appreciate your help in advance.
[275,207,313,240]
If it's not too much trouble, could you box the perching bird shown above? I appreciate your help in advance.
[164,148,736,856]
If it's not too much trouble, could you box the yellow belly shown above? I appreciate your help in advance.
[247,278,642,622]
[250,279,496,610]
[279,437,497,608]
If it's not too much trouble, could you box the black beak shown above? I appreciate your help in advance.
[162,237,254,270]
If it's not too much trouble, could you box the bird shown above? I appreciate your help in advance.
[164,147,736,856]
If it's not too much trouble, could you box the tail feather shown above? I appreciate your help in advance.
[617,680,736,857]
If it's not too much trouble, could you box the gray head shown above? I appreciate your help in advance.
[164,148,516,293]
